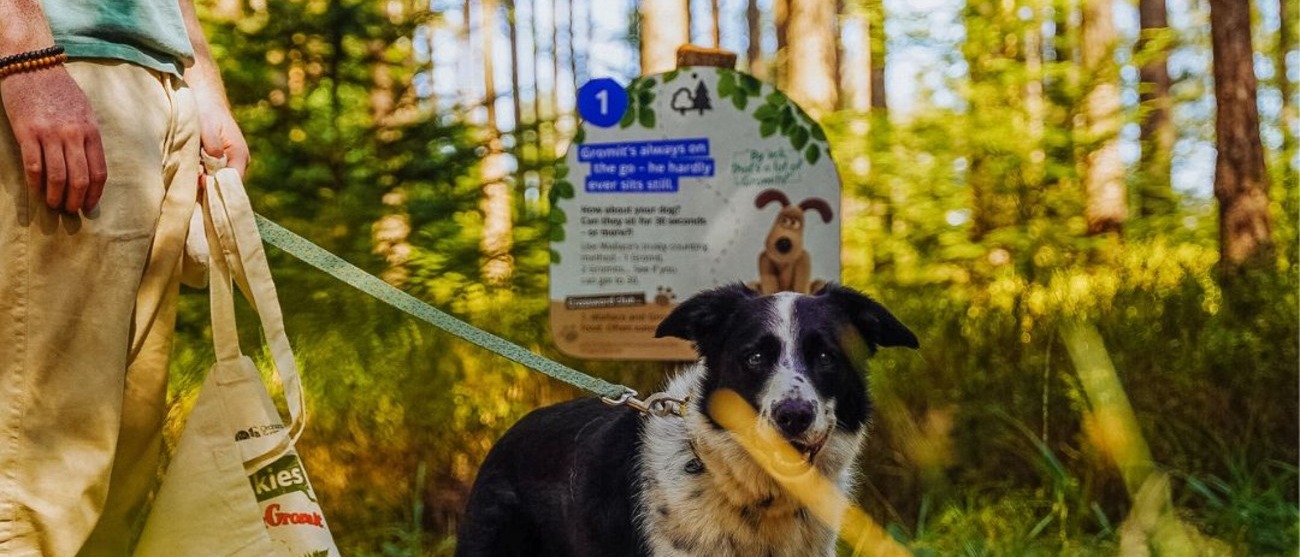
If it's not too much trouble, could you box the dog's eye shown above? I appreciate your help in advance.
[815,350,835,366]
[745,351,765,367]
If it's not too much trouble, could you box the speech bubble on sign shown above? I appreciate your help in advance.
[549,67,842,360]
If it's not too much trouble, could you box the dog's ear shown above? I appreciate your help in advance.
[755,188,790,209]
[798,198,834,223]
[655,283,757,343]
[817,283,919,351]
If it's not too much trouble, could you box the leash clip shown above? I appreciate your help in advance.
[602,389,687,418]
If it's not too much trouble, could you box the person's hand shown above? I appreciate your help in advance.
[0,66,107,213]
[193,89,248,177]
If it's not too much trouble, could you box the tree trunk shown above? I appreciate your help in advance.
[569,0,580,95]
[1278,0,1296,180]
[746,0,764,78]
[866,0,887,112]
[462,0,475,108]
[711,0,722,48]
[775,0,789,87]
[835,0,845,109]
[425,18,440,109]
[786,0,838,116]
[640,0,691,75]
[845,1,872,114]
[1137,0,1175,217]
[370,2,410,286]
[1081,0,1127,235]
[507,0,525,188]
[481,0,514,284]
[1024,0,1046,221]
[531,0,545,169]
[962,0,1022,239]
[1209,0,1275,270]
[1040,0,1080,225]
[549,0,561,167]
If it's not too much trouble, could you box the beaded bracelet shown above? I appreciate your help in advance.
[0,45,67,79]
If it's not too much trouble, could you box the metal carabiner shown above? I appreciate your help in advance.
[602,389,687,418]
[638,392,688,417]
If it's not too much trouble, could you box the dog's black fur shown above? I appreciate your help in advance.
[456,284,916,557]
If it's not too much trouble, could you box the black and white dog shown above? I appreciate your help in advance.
[456,283,918,557]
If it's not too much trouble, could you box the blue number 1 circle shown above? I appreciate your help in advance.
[576,78,628,128]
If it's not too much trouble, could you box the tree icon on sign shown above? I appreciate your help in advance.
[671,81,713,116]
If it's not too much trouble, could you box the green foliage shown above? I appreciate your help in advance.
[1181,457,1300,556]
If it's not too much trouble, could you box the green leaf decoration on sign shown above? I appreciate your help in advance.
[790,125,810,150]
[717,72,735,97]
[740,74,831,165]
[548,157,572,249]
[715,69,755,111]
[804,144,821,165]
[620,79,642,128]
[731,91,748,110]
[549,248,562,264]
[554,180,574,199]
[663,69,680,83]
[613,78,659,130]
[780,108,796,135]
[546,175,563,204]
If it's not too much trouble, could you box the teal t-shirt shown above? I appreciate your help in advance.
[42,0,195,75]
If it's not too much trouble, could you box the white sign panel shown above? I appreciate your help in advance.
[549,67,842,360]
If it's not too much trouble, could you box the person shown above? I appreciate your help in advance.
[0,1,248,555]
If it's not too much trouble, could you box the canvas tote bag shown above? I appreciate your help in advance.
[135,157,339,556]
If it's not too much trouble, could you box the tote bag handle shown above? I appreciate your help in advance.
[202,153,307,472]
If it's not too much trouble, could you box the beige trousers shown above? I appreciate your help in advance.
[0,61,199,557]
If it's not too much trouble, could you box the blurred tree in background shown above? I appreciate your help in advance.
[178,0,1298,554]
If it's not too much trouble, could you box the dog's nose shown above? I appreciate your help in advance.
[772,399,816,438]
[775,237,793,254]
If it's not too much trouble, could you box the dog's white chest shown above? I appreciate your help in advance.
[635,372,840,557]
[639,476,836,557]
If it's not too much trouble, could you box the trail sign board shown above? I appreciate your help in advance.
[549,67,842,360]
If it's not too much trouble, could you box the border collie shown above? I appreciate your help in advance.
[456,283,918,557]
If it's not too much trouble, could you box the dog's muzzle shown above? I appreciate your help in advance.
[772,398,815,438]
[774,237,793,254]
[765,398,828,475]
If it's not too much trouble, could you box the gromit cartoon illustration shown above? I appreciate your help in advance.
[753,188,834,294]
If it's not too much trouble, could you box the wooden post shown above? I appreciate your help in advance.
[676,44,738,69]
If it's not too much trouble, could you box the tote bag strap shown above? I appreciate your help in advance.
[204,178,244,365]
[202,154,308,470]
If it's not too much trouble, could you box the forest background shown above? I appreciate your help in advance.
[171,0,1298,554]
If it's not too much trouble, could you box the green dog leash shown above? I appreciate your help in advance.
[255,214,685,417]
